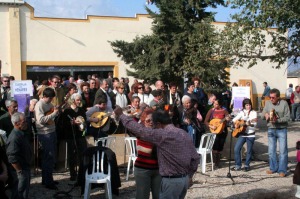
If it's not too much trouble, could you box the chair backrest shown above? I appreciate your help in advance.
[198,133,216,152]
[124,137,137,157]
[90,150,111,176]
[95,137,116,149]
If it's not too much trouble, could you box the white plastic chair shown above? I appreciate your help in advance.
[95,136,116,149]
[84,151,112,199]
[196,133,216,173]
[124,137,137,181]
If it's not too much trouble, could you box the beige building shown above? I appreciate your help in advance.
[0,2,288,106]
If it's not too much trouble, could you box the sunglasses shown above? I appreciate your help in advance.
[138,87,144,89]
[3,80,9,82]
[270,97,277,99]
[145,119,152,123]
[53,82,59,83]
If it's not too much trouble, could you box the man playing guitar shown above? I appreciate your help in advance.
[86,96,111,140]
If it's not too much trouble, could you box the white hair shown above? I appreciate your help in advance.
[71,93,82,101]
[5,99,17,108]
[11,112,24,125]
[181,95,191,103]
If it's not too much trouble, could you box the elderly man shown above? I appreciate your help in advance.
[262,88,290,177]
[6,112,32,199]
[114,108,199,199]
[0,76,12,111]
[0,100,18,138]
[148,80,167,104]
[94,79,115,112]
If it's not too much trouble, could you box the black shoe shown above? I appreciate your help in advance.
[231,167,241,171]
[70,176,77,181]
[42,180,59,185]
[45,184,58,190]
[244,167,250,172]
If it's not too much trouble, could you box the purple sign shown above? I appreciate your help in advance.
[233,97,245,111]
[14,94,30,113]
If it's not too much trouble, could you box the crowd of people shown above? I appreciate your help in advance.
[0,73,294,199]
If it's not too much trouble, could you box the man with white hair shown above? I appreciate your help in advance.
[6,112,32,199]
[0,100,18,138]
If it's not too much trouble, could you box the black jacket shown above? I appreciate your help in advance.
[79,146,121,195]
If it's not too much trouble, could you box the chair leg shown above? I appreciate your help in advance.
[106,180,112,199]
[210,152,214,171]
[126,157,131,181]
[202,154,206,173]
[84,182,91,199]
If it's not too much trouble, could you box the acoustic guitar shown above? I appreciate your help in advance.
[232,120,247,138]
[90,112,113,128]
[44,93,71,125]
[209,115,230,134]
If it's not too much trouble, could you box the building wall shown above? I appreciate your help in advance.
[0,6,10,75]
[0,3,288,96]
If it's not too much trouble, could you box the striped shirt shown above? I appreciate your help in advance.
[135,139,159,170]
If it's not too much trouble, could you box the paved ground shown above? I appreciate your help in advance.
[20,117,300,198]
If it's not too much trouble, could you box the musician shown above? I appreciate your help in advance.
[63,83,78,110]
[178,95,201,146]
[231,98,257,171]
[203,94,217,118]
[262,88,290,177]
[34,87,59,190]
[86,96,111,140]
[61,93,87,181]
[204,99,230,168]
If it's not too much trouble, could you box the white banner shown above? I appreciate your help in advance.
[232,87,250,99]
[11,80,33,97]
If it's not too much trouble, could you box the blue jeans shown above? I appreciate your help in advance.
[38,132,57,185]
[292,103,300,120]
[268,128,288,174]
[10,169,31,199]
[234,136,255,168]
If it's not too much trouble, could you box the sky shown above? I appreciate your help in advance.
[25,0,236,22]
[23,0,297,72]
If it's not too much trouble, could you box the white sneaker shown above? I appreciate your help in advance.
[296,185,300,198]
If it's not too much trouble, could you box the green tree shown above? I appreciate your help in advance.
[110,0,229,91]
[220,0,300,69]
